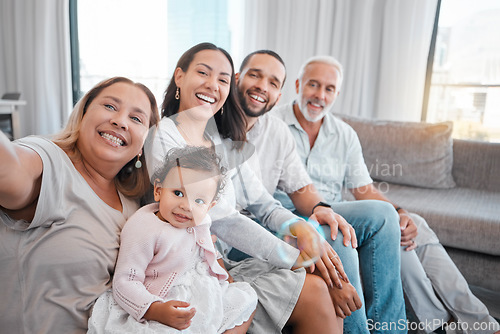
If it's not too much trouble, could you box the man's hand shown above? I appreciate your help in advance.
[330,282,363,318]
[310,206,357,248]
[143,300,196,330]
[399,210,418,251]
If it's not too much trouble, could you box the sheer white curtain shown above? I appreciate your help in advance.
[242,0,438,121]
[0,0,72,137]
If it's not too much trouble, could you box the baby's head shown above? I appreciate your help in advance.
[152,146,225,228]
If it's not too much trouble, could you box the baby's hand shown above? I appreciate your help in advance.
[144,300,196,330]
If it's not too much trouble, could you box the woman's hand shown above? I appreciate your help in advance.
[314,241,349,289]
[290,219,349,290]
[212,234,235,283]
[217,257,235,283]
[143,300,196,330]
[290,219,325,272]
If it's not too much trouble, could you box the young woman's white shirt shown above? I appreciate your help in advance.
[145,117,300,268]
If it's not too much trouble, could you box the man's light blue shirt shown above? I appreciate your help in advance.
[272,101,373,209]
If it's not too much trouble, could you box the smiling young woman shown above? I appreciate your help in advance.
[145,43,342,334]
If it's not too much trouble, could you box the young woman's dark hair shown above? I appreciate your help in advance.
[160,42,247,145]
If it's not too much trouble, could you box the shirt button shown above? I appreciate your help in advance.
[198,239,205,244]
[187,227,193,233]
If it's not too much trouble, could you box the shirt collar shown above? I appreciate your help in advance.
[320,111,336,133]
[281,100,306,133]
[282,100,339,136]
[277,100,339,136]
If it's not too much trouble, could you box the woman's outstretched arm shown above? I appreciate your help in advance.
[0,131,43,212]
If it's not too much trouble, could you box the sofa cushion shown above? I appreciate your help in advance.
[337,114,456,189]
[374,182,500,256]
[452,139,500,192]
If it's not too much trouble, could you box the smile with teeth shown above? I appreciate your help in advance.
[308,102,324,112]
[100,132,125,146]
[196,93,215,104]
[249,94,266,103]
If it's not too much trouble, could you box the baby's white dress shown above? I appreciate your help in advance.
[88,203,257,333]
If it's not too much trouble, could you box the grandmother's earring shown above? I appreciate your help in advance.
[221,106,224,115]
[175,87,180,100]
[135,153,142,169]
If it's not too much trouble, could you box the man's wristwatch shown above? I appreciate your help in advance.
[312,201,332,215]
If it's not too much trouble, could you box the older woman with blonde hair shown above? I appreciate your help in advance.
[0,77,160,333]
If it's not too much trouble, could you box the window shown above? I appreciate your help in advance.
[71,0,244,106]
[425,0,500,142]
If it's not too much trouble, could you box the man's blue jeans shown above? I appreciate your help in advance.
[326,200,407,334]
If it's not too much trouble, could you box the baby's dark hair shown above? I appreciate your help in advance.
[152,146,226,200]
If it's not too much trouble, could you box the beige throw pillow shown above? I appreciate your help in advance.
[338,114,456,189]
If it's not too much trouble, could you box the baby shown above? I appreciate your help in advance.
[88,146,257,333]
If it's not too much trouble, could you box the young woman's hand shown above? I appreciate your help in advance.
[143,300,196,330]
[217,257,235,283]
[226,272,235,283]
[314,241,349,289]
[290,219,325,272]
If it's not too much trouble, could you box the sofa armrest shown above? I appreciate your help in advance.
[452,139,500,191]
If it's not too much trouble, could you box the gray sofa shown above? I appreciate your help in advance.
[337,114,500,317]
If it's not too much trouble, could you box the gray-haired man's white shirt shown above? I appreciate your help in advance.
[271,101,373,210]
